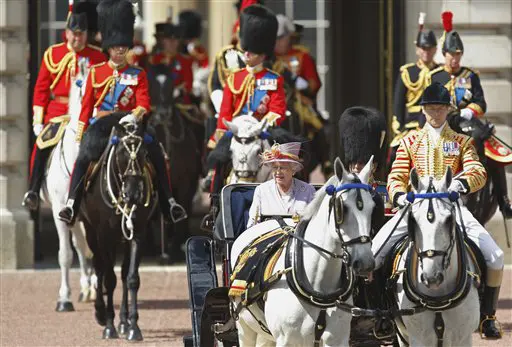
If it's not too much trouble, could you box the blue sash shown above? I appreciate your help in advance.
[99,67,141,111]
[241,71,278,114]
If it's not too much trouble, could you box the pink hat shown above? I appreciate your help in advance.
[261,142,303,170]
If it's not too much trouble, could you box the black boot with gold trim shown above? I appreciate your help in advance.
[480,286,502,339]
[22,148,51,211]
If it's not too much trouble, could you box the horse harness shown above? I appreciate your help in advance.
[386,182,480,347]
[229,180,374,346]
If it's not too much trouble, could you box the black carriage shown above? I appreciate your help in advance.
[182,182,395,347]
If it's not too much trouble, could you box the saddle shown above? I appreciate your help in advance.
[84,144,156,193]
[229,227,290,307]
[36,115,71,149]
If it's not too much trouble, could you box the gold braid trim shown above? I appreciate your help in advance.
[33,106,44,125]
[401,63,429,108]
[227,72,255,117]
[91,67,116,108]
[44,49,76,90]
[75,121,86,143]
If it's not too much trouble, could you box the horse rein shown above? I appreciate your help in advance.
[406,189,460,271]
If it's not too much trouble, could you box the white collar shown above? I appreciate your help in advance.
[425,122,446,143]
[246,63,264,74]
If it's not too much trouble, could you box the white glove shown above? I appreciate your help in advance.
[119,113,137,124]
[295,76,309,91]
[33,124,44,136]
[448,180,467,194]
[460,108,474,120]
[211,89,223,113]
[396,194,407,207]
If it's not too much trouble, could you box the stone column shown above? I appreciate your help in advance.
[0,0,34,269]
[208,0,238,63]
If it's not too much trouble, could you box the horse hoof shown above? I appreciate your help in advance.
[127,327,143,341]
[55,301,75,312]
[102,326,119,339]
[95,311,107,326]
[89,288,97,301]
[78,291,90,303]
[118,322,129,336]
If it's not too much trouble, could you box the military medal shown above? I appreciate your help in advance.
[443,141,460,156]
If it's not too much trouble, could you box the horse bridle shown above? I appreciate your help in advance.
[319,179,374,263]
[229,131,269,179]
[406,182,461,271]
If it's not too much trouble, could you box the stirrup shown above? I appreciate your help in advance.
[479,315,503,339]
[169,198,187,223]
[58,207,76,226]
[22,191,39,211]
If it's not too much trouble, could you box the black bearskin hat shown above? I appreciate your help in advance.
[159,23,180,39]
[419,82,451,105]
[154,22,167,37]
[97,0,135,50]
[338,106,386,168]
[441,11,464,54]
[415,12,436,48]
[178,10,202,40]
[68,0,97,32]
[239,5,278,56]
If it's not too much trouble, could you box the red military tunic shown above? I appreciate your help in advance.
[184,41,209,68]
[208,65,286,148]
[32,42,106,125]
[76,61,151,142]
[148,52,194,103]
[126,41,148,69]
[279,45,322,101]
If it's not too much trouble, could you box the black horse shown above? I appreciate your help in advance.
[147,63,205,261]
[80,120,157,341]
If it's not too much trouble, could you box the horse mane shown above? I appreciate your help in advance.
[303,175,339,220]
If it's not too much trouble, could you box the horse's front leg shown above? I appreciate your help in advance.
[322,308,351,347]
[126,237,143,341]
[53,212,74,312]
[71,223,93,303]
[102,247,118,339]
[118,242,131,336]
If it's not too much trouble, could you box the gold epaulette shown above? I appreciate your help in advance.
[292,44,310,53]
[87,44,102,51]
[399,62,415,72]
[429,65,446,76]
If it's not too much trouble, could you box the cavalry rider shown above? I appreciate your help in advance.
[22,0,106,210]
[274,14,332,177]
[390,12,439,164]
[372,82,504,338]
[58,0,186,225]
[207,4,286,206]
[429,11,512,219]
[338,106,387,235]
[148,23,194,105]
[178,10,209,106]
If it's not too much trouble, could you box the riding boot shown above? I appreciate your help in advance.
[480,285,502,338]
[58,157,90,226]
[22,147,52,211]
[488,159,512,219]
[147,141,187,223]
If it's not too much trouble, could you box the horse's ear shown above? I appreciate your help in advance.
[444,166,453,190]
[359,155,374,184]
[223,119,238,134]
[334,157,348,181]
[410,168,419,191]
[113,123,126,135]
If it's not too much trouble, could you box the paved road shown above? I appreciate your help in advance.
[0,268,510,346]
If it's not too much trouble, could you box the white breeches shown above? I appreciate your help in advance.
[372,204,504,270]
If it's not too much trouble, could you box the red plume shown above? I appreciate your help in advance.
[442,11,453,32]
[240,0,259,11]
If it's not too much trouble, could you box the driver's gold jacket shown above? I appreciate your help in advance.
[387,123,487,204]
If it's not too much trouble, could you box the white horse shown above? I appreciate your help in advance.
[40,58,96,311]
[230,157,376,346]
[224,115,272,184]
[393,167,479,346]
